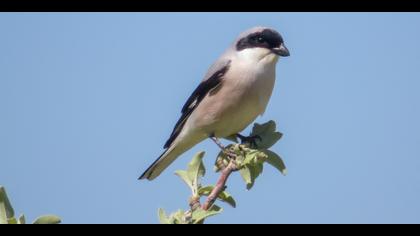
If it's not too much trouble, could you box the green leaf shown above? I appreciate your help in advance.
[191,205,222,224]
[239,166,253,190]
[253,162,264,178]
[248,163,264,190]
[32,215,61,224]
[198,185,236,208]
[250,120,283,149]
[236,149,266,190]
[7,217,17,224]
[242,150,264,165]
[264,150,287,176]
[171,209,187,224]
[0,201,6,224]
[158,208,170,224]
[240,164,262,190]
[198,185,214,196]
[175,151,206,196]
[187,151,206,184]
[0,186,15,220]
[175,170,194,194]
[18,214,26,224]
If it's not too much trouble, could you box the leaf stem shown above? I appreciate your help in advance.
[189,195,201,210]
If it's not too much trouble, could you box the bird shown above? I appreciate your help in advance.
[139,26,290,180]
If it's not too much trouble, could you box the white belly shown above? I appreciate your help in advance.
[212,69,276,137]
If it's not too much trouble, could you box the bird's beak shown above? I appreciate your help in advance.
[271,43,290,57]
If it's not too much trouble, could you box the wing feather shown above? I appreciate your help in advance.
[163,60,231,149]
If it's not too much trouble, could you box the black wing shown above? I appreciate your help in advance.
[163,61,231,149]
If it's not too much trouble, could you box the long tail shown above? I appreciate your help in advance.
[139,136,203,181]
[139,147,178,180]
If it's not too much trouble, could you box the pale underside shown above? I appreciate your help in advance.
[177,48,279,148]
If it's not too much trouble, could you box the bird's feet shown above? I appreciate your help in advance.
[236,133,262,148]
[210,136,237,160]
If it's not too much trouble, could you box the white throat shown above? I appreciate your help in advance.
[236,47,279,65]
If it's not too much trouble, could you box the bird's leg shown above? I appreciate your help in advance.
[236,133,262,148]
[210,136,236,160]
[210,136,226,150]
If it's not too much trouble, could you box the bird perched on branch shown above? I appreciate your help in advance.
[140,26,290,180]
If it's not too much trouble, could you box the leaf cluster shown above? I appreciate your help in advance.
[158,120,286,224]
[0,186,61,224]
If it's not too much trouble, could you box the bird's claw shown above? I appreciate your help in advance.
[236,134,262,148]
[224,149,237,160]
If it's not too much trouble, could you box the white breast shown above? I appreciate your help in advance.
[210,48,278,137]
[233,48,278,113]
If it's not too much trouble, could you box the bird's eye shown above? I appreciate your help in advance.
[250,35,265,44]
[256,37,264,43]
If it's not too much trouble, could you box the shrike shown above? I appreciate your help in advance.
[140,26,290,180]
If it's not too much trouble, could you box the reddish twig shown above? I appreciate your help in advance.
[202,161,237,210]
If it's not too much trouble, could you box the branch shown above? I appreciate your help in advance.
[159,120,286,224]
[202,161,237,211]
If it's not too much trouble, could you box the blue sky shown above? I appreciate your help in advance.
[1,13,420,224]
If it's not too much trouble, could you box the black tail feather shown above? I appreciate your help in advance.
[138,150,167,180]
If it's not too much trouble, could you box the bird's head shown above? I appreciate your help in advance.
[234,26,290,63]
